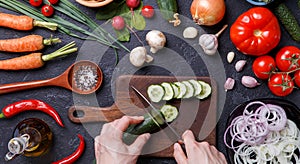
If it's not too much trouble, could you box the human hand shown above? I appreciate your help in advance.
[94,116,151,164]
[173,130,227,164]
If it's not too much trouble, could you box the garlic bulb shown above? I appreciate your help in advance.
[199,25,228,55]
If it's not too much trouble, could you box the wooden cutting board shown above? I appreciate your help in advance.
[68,75,217,157]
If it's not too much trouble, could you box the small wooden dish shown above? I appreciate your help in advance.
[75,0,113,7]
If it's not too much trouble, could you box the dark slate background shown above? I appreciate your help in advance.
[0,0,299,164]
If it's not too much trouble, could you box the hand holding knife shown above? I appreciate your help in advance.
[131,86,187,155]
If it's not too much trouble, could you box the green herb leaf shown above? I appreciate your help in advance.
[132,12,146,30]
[115,28,130,42]
[96,0,129,20]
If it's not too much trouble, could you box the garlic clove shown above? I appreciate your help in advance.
[241,76,260,88]
[235,60,247,72]
[145,55,154,63]
[227,52,235,63]
[224,77,235,92]
[183,27,198,39]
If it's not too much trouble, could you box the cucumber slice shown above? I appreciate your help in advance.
[147,85,165,102]
[188,79,202,96]
[160,105,178,122]
[161,82,174,101]
[182,81,194,99]
[196,81,212,100]
[171,83,180,98]
[174,82,186,99]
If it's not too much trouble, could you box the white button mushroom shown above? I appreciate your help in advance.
[129,46,153,67]
[146,30,166,54]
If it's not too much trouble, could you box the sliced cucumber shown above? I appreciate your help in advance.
[196,81,212,100]
[147,85,165,103]
[182,81,194,99]
[161,82,174,101]
[188,79,202,96]
[171,83,180,99]
[160,105,178,122]
[174,82,186,99]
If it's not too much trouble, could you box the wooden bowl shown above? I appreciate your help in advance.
[75,0,113,7]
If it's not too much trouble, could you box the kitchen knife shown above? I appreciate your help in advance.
[131,86,187,154]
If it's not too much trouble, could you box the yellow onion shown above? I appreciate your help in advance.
[190,0,226,26]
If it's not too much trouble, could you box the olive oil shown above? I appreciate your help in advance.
[5,118,53,161]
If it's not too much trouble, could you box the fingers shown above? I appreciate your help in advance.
[173,143,187,164]
[129,133,151,154]
[101,116,144,137]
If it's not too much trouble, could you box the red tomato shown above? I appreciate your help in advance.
[294,70,300,87]
[29,0,43,7]
[268,74,294,97]
[230,7,281,56]
[41,5,54,17]
[275,46,300,72]
[49,0,59,5]
[141,5,155,18]
[252,55,276,79]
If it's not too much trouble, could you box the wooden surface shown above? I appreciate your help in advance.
[68,75,217,157]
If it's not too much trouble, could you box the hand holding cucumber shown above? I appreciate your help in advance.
[94,116,151,164]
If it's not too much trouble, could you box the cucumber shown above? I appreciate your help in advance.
[274,3,300,42]
[123,110,165,145]
[147,85,165,103]
[157,0,178,21]
[161,82,174,101]
[182,81,194,99]
[188,79,202,97]
[196,81,212,100]
[174,82,186,99]
[160,105,178,122]
[171,83,180,98]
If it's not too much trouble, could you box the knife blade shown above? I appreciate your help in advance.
[131,86,186,154]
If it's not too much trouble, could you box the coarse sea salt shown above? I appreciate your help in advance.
[73,65,98,91]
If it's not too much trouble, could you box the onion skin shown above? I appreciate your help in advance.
[190,0,226,26]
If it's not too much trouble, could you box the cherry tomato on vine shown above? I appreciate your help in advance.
[294,70,300,87]
[275,46,300,72]
[29,0,43,7]
[48,0,60,5]
[252,55,276,80]
[141,5,155,18]
[41,5,55,17]
[268,73,294,97]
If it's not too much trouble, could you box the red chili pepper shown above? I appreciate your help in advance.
[0,99,64,127]
[52,134,85,164]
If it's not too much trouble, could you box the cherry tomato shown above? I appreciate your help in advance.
[230,7,281,56]
[268,73,294,97]
[141,5,155,18]
[275,46,300,72]
[252,55,276,80]
[48,0,59,5]
[41,5,54,17]
[29,0,43,7]
[294,70,300,87]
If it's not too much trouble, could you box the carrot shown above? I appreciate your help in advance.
[0,42,77,70]
[0,35,61,53]
[0,13,58,31]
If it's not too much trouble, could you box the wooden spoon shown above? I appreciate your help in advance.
[0,60,103,95]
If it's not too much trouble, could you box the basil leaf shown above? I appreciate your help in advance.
[132,12,146,30]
